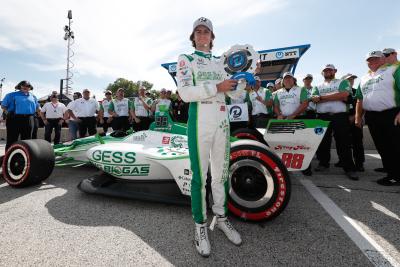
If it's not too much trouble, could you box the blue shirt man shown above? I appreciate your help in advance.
[1,81,40,150]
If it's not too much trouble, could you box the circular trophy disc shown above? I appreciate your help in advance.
[222,44,259,99]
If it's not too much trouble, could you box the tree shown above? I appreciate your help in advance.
[105,78,153,98]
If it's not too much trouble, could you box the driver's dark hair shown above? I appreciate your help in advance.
[190,32,215,50]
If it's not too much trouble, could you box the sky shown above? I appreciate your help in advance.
[1,0,399,100]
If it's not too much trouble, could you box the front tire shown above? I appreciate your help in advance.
[2,140,55,187]
[231,128,267,145]
[228,140,291,221]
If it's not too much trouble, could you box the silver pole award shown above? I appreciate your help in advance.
[222,44,259,99]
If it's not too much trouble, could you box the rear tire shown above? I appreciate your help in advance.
[2,140,55,187]
[231,128,267,145]
[228,140,291,222]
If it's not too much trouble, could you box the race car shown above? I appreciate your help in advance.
[1,112,328,222]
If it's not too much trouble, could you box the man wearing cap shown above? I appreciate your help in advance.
[66,92,82,140]
[274,72,309,119]
[248,76,273,128]
[383,48,398,65]
[311,64,358,180]
[40,93,67,144]
[302,74,316,119]
[108,88,136,132]
[336,73,365,171]
[133,86,153,130]
[355,51,400,186]
[1,81,40,150]
[176,17,242,257]
[68,89,99,138]
[151,88,172,113]
[98,90,113,134]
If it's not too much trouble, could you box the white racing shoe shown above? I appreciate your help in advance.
[211,216,242,246]
[195,223,211,257]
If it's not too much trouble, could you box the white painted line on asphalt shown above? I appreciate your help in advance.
[300,179,400,267]
[371,201,400,222]
[337,185,351,193]
[366,153,381,159]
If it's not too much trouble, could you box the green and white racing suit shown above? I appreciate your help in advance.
[177,50,230,224]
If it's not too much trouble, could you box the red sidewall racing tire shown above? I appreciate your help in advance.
[227,140,291,222]
[231,128,267,146]
[2,140,55,187]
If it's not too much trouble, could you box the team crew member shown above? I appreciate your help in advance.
[302,74,316,119]
[248,76,273,128]
[177,17,242,257]
[40,93,67,144]
[355,51,400,186]
[1,81,40,150]
[68,89,99,137]
[171,91,189,123]
[336,73,365,171]
[98,90,113,134]
[151,88,171,113]
[383,48,398,65]
[108,88,136,132]
[66,92,82,140]
[274,72,311,175]
[133,86,153,130]
[312,64,358,180]
[274,72,309,119]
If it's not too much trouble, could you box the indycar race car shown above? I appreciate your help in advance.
[1,112,328,222]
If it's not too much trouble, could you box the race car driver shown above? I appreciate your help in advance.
[176,17,242,257]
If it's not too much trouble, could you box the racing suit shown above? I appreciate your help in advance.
[177,50,230,224]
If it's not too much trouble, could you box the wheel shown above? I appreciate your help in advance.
[227,140,291,222]
[231,128,267,145]
[2,140,55,187]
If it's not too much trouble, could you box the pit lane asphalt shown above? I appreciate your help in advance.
[0,148,399,266]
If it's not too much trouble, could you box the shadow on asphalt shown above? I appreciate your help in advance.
[40,166,370,266]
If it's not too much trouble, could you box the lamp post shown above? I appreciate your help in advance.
[63,10,75,97]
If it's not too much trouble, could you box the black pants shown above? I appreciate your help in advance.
[365,108,400,179]
[316,112,355,172]
[112,116,130,131]
[251,113,271,128]
[102,117,111,133]
[44,118,62,144]
[6,114,34,150]
[350,123,365,167]
[78,117,97,137]
[32,116,39,139]
[134,116,151,131]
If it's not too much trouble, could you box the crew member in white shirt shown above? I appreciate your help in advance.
[108,88,136,131]
[311,64,358,180]
[68,89,99,137]
[66,92,81,140]
[133,86,153,131]
[40,93,67,144]
[151,88,171,113]
[98,90,113,134]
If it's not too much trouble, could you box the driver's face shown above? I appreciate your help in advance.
[194,26,212,49]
